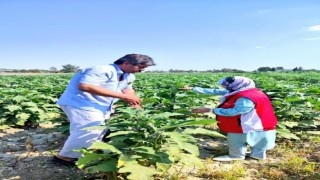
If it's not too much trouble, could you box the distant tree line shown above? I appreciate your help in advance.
[255,66,320,72]
[0,64,80,73]
[0,65,319,73]
[256,66,285,72]
[166,68,245,73]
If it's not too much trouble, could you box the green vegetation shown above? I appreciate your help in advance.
[0,72,319,179]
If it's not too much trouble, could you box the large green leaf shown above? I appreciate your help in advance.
[5,105,21,112]
[164,144,203,168]
[165,132,199,156]
[13,95,27,102]
[183,127,226,138]
[117,154,141,168]
[118,163,159,180]
[151,112,184,119]
[21,101,38,107]
[285,110,303,116]
[45,112,60,119]
[15,113,30,125]
[0,125,10,129]
[298,120,319,128]
[88,142,122,154]
[16,112,30,121]
[158,145,180,163]
[26,107,44,113]
[280,121,299,128]
[108,131,137,138]
[38,112,49,121]
[132,146,156,155]
[277,128,300,140]
[155,152,172,164]
[161,119,216,130]
[76,153,108,169]
[174,153,204,168]
[156,162,171,172]
[306,131,320,135]
[86,159,117,173]
[142,98,160,105]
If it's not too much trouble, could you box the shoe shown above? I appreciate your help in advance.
[245,155,264,160]
[52,156,78,166]
[212,155,245,161]
[102,129,111,142]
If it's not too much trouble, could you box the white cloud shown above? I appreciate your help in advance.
[305,37,320,41]
[308,25,320,31]
[254,46,265,49]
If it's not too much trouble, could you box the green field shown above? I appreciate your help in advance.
[0,72,319,179]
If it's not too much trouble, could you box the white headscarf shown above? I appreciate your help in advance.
[218,76,255,91]
[218,76,256,103]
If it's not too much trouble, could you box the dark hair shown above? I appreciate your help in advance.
[225,76,235,84]
[114,54,155,66]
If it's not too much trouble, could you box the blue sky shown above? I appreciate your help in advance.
[1,0,320,71]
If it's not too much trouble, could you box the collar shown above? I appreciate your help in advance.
[111,64,124,75]
[111,64,129,81]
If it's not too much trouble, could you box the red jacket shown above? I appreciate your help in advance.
[216,88,278,133]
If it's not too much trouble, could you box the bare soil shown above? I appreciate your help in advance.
[1,125,319,180]
[0,126,86,180]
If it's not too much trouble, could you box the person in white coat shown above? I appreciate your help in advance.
[54,54,155,165]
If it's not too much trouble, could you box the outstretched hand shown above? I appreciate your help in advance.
[192,108,212,113]
[179,86,194,90]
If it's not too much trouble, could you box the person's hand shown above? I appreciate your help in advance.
[179,86,194,90]
[122,94,142,106]
[130,104,142,109]
[192,108,211,113]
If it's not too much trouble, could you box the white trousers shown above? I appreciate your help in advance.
[227,130,276,159]
[58,105,110,158]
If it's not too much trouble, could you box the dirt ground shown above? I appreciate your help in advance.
[0,125,319,180]
[0,126,87,180]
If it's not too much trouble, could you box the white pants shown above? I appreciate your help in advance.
[58,105,110,158]
[227,130,276,159]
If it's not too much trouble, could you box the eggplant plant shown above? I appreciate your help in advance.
[77,107,225,179]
